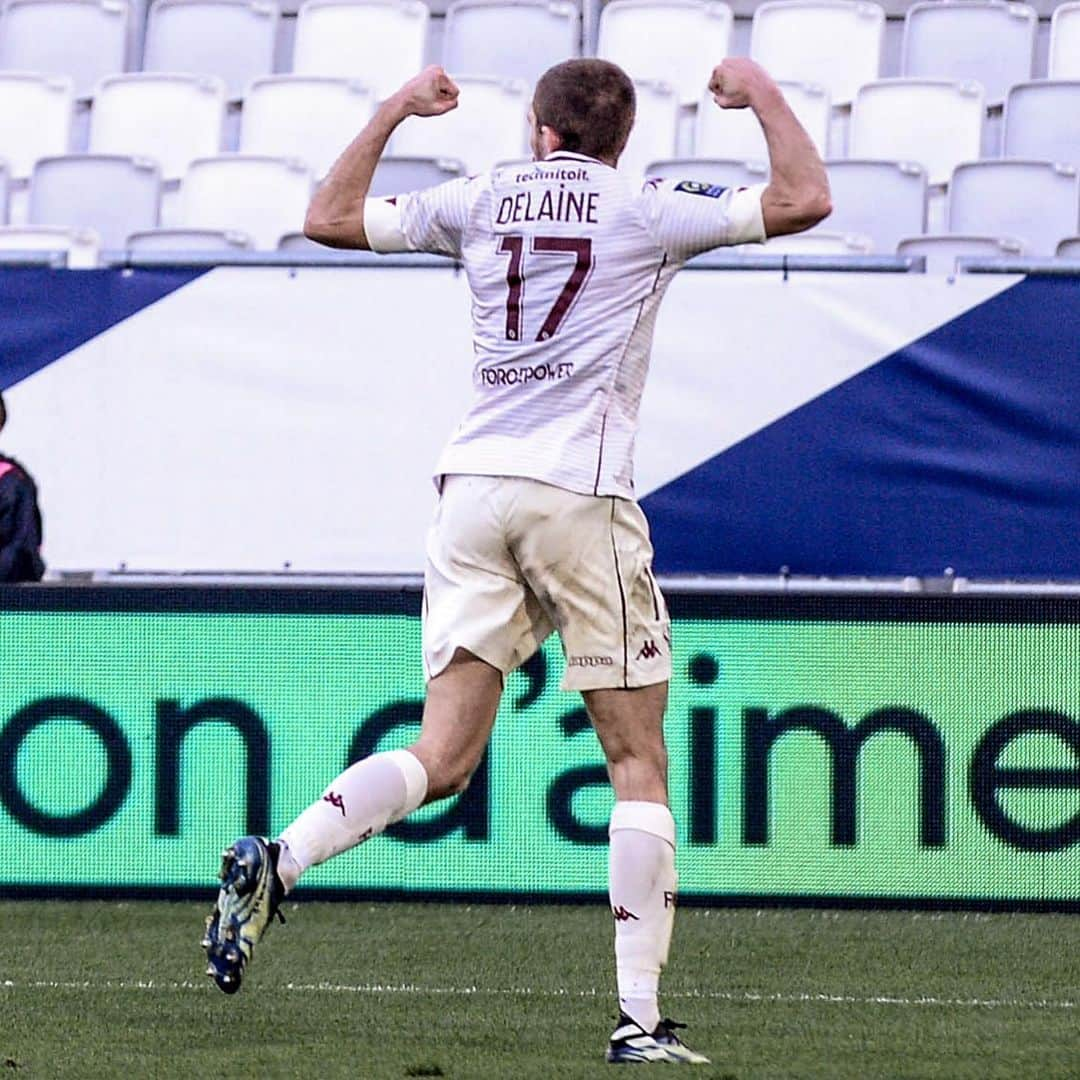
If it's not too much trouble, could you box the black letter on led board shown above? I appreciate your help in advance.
[513,650,548,710]
[743,705,945,847]
[547,708,609,844]
[970,710,1080,853]
[349,702,489,841]
[0,697,131,836]
[689,653,719,844]
[155,698,269,836]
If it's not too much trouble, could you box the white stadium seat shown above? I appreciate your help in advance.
[1058,235,1080,258]
[0,224,100,266]
[760,230,872,253]
[901,1,1036,106]
[369,156,465,196]
[644,157,769,190]
[442,0,579,90]
[390,77,529,175]
[240,77,376,178]
[618,80,679,184]
[29,154,161,248]
[598,0,733,105]
[695,81,829,162]
[897,233,1023,273]
[89,74,226,181]
[142,0,279,101]
[292,0,429,100]
[127,227,253,250]
[179,155,313,249]
[0,74,73,180]
[947,160,1080,256]
[819,159,926,254]
[1003,82,1080,167]
[750,0,884,106]
[850,79,984,186]
[1049,2,1080,79]
[0,0,128,99]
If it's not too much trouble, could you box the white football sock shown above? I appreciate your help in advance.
[276,749,428,892]
[609,800,677,1034]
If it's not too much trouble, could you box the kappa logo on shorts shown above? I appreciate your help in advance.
[323,791,346,816]
[568,655,615,668]
[636,639,663,661]
[612,905,639,922]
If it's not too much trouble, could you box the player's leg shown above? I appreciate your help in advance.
[275,476,524,888]
[509,481,707,1064]
[203,474,541,994]
[203,650,502,993]
[587,689,708,1066]
[584,682,673,1035]
[276,648,502,888]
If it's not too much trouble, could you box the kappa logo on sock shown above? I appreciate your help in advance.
[323,791,346,816]
[636,639,662,661]
[664,891,677,909]
[611,905,640,922]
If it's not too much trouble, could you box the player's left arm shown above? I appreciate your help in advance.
[709,59,832,237]
[303,66,459,250]
[642,60,830,259]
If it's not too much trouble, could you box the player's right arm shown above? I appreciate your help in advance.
[709,58,832,237]
[641,60,831,260]
[303,66,459,250]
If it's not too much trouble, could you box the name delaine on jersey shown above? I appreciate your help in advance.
[496,186,600,227]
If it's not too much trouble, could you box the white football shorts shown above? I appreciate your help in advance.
[423,474,671,691]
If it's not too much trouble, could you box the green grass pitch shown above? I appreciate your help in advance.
[2,900,1079,1078]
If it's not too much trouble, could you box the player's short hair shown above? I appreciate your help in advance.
[533,59,636,163]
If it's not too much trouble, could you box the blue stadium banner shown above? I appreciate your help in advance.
[1,267,1077,578]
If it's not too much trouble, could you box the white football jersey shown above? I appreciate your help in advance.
[367,151,766,497]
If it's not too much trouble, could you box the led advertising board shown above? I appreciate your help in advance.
[2,589,1078,907]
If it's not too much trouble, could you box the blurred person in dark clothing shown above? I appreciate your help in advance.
[0,392,44,582]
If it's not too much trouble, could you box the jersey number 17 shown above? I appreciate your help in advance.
[497,235,593,343]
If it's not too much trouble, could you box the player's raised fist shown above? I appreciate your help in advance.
[708,58,776,109]
[399,65,460,117]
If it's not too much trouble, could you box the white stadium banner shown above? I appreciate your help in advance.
[3,267,1021,573]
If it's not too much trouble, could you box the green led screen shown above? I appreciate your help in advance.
[1,589,1078,906]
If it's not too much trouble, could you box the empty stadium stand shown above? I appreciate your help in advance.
[0,0,128,98]
[598,0,733,103]
[89,73,226,181]
[28,153,161,246]
[389,75,530,174]
[292,0,429,97]
[240,76,377,177]
[142,0,279,100]
[0,73,74,180]
[616,78,680,182]
[443,0,579,88]
[0,0,1073,259]
[177,154,313,248]
[901,0,1036,105]
[897,232,1024,272]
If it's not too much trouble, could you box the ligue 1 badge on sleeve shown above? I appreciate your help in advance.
[673,180,727,198]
